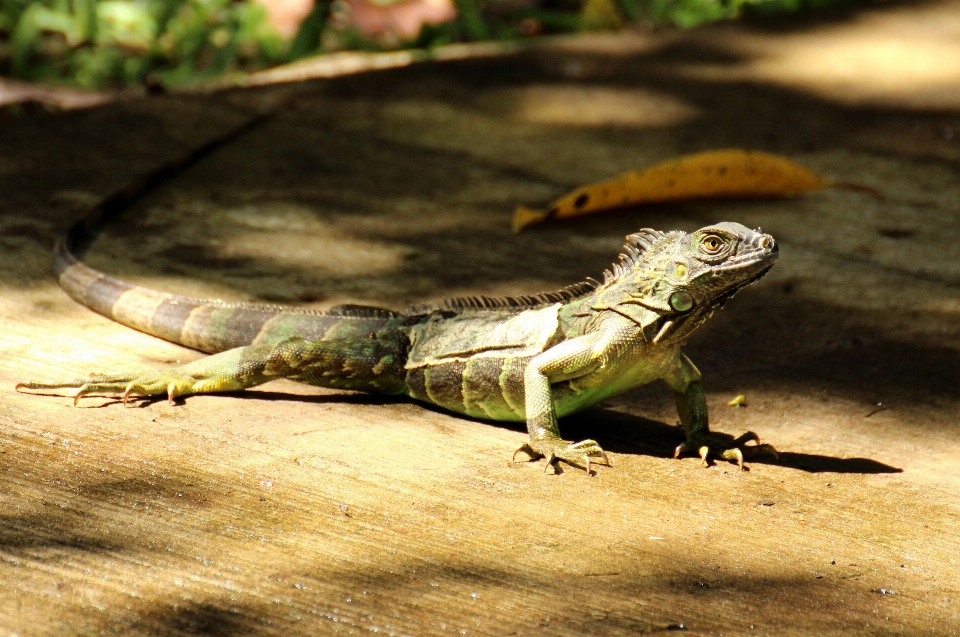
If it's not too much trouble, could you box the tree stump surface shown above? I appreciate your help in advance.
[2,2,959,634]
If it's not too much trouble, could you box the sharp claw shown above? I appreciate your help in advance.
[601,450,612,467]
[585,455,592,475]
[14,382,26,392]
[167,383,177,407]
[73,387,87,407]
[513,444,540,463]
[122,384,134,406]
[543,452,556,474]
[677,432,778,470]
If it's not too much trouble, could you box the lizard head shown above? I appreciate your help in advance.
[598,222,778,343]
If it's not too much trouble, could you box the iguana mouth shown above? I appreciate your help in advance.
[718,253,776,272]
[714,260,776,309]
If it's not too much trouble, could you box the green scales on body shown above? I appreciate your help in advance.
[19,216,779,473]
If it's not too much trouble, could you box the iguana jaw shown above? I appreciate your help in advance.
[712,258,776,310]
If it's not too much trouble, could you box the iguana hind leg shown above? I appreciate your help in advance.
[18,349,264,405]
[18,332,409,405]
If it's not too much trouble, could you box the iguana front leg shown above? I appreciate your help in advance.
[17,334,408,405]
[513,333,612,474]
[666,353,778,469]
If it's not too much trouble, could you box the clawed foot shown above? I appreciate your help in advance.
[17,370,203,407]
[673,431,778,470]
[513,437,613,475]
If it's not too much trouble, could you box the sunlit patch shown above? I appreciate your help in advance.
[746,38,960,107]
[225,231,407,276]
[545,31,667,57]
[221,204,410,276]
[486,85,700,127]
[676,8,960,109]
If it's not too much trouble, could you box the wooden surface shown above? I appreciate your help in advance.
[2,2,960,634]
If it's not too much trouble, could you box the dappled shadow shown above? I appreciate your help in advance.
[0,417,924,635]
[95,545,914,635]
[5,6,960,633]
[0,433,223,557]
[0,477,204,558]
[686,291,960,409]
[0,510,126,553]
[126,600,274,637]
[0,470,217,552]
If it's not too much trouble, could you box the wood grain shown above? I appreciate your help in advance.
[2,6,960,634]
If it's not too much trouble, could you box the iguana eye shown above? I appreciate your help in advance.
[670,291,694,312]
[700,235,725,255]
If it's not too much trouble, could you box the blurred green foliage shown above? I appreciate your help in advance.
[1,0,290,88]
[0,0,853,89]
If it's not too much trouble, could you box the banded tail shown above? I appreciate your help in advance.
[51,105,405,355]
[54,230,403,354]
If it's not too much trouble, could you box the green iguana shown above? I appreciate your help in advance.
[19,207,778,473]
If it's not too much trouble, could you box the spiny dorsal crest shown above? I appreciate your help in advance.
[405,228,682,316]
[601,229,677,284]
[405,279,600,316]
[324,304,403,319]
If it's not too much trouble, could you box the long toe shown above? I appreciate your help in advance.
[721,446,745,470]
[675,432,778,470]
[525,438,610,474]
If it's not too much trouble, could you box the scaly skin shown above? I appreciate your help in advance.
[19,218,779,474]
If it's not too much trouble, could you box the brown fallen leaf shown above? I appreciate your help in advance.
[512,149,880,232]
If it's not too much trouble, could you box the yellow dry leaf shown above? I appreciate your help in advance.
[727,394,747,407]
[513,149,837,233]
